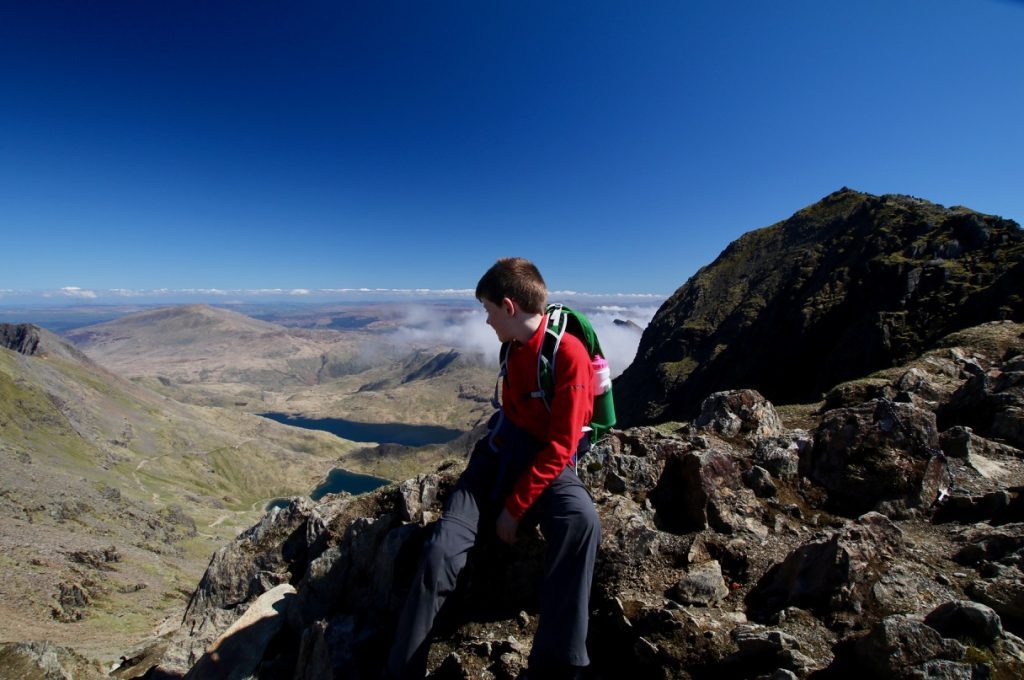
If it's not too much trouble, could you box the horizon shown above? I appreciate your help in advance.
[2,2,1022,293]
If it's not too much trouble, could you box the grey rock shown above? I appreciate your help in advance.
[743,465,777,498]
[803,399,941,515]
[904,659,976,679]
[967,576,1024,632]
[0,640,106,679]
[753,435,807,479]
[670,560,729,606]
[746,512,904,620]
[650,446,743,533]
[398,473,440,523]
[854,615,965,677]
[754,671,798,680]
[695,390,784,439]
[924,600,1004,646]
[184,583,296,680]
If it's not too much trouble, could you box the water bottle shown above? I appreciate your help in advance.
[590,354,616,431]
[592,355,611,395]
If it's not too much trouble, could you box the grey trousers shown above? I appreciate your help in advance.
[387,444,601,678]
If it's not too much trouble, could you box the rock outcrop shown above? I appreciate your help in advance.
[127,323,1024,680]
[0,323,42,356]
[615,188,1024,425]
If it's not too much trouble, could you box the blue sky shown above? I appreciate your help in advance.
[1,0,1021,299]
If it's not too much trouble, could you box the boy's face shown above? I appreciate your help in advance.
[481,298,515,343]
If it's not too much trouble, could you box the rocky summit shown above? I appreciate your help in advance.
[615,188,1024,425]
[113,321,1024,680]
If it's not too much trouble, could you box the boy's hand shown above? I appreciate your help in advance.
[496,508,519,545]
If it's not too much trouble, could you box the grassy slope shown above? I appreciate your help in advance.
[0,346,359,663]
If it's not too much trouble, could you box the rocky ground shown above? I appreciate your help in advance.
[10,321,1024,678]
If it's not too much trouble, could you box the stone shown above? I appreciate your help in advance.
[941,367,1024,449]
[694,390,784,439]
[743,465,777,498]
[670,560,729,607]
[903,659,975,679]
[398,473,440,523]
[803,399,941,515]
[967,577,1024,632]
[185,583,296,680]
[854,615,965,677]
[746,512,904,621]
[924,600,1004,646]
[0,641,106,679]
[650,446,743,533]
[753,435,807,479]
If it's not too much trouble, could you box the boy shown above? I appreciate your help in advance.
[387,257,602,679]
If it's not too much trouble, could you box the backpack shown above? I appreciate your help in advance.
[494,303,616,443]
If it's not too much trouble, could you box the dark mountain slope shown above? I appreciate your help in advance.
[615,188,1024,425]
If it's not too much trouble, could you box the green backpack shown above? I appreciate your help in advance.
[495,303,617,442]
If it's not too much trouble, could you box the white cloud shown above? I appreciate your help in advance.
[389,306,497,361]
[60,286,97,299]
[384,302,659,377]
[583,305,659,376]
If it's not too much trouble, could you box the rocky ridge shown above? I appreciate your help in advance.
[615,188,1024,425]
[117,321,1024,679]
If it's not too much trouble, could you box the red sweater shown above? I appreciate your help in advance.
[501,317,594,519]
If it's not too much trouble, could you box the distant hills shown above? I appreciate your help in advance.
[616,188,1024,425]
[65,304,495,434]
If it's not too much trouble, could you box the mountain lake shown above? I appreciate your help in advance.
[259,412,463,446]
[260,412,464,509]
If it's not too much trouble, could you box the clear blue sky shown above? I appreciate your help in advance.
[2,0,1021,297]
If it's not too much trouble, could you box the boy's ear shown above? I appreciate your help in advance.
[501,297,517,316]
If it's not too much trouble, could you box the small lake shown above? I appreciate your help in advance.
[265,468,391,511]
[259,412,463,447]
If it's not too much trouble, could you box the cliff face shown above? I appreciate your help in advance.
[615,188,1024,425]
[0,323,42,356]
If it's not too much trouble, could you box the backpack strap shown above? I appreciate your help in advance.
[535,304,568,411]
[492,341,511,409]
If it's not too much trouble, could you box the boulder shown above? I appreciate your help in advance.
[803,399,942,515]
[752,434,808,479]
[853,615,965,677]
[397,474,441,524]
[967,577,1024,633]
[695,390,784,439]
[669,560,729,607]
[649,446,744,533]
[185,583,296,680]
[743,465,777,498]
[158,498,316,673]
[924,600,1004,647]
[0,641,106,679]
[729,625,819,677]
[746,512,904,622]
[941,367,1024,449]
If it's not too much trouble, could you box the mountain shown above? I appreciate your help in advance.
[615,188,1024,425]
[64,304,376,402]
[0,323,361,664]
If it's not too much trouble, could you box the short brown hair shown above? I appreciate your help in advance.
[475,257,548,314]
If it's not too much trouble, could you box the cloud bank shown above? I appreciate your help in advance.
[386,303,659,378]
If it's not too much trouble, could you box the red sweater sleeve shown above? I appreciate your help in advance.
[504,335,594,519]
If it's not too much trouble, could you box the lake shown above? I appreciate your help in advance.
[260,411,463,511]
[258,412,463,446]
[265,467,391,510]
